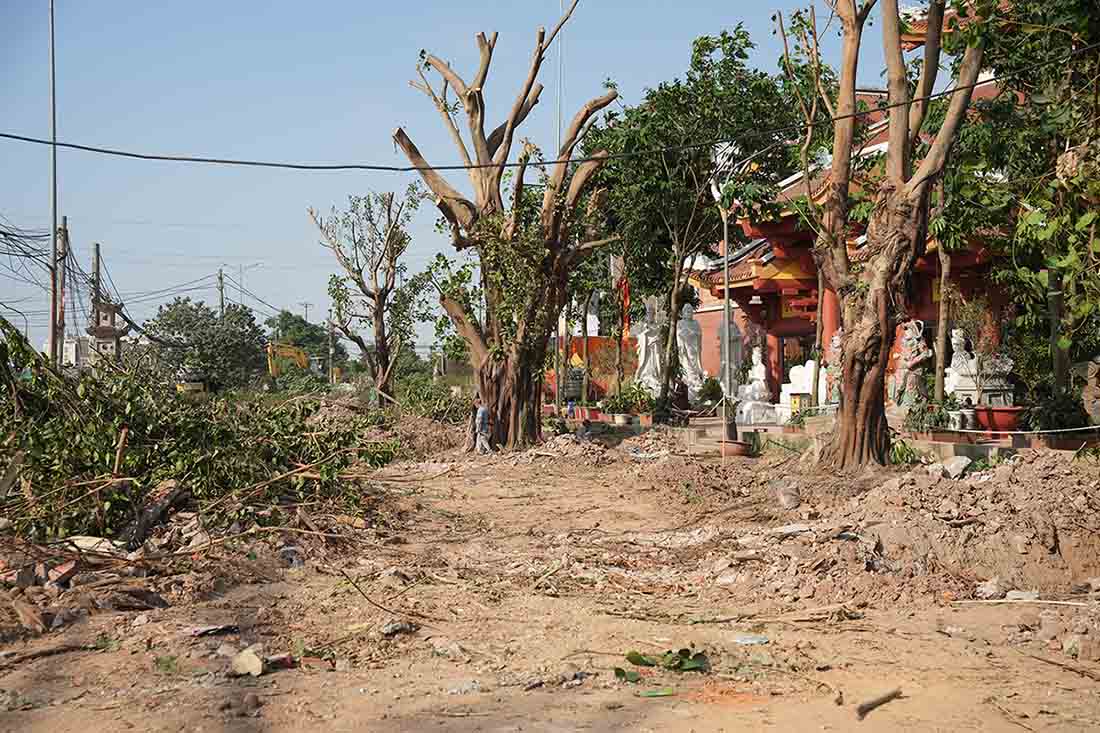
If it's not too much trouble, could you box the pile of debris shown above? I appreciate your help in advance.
[619,427,681,458]
[517,434,613,466]
[0,485,397,643]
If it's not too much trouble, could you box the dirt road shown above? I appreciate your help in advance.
[4,441,1100,731]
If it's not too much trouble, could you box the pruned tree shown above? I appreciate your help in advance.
[310,184,423,403]
[392,0,618,448]
[793,0,987,469]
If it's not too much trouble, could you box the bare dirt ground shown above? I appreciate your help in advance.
[4,433,1100,732]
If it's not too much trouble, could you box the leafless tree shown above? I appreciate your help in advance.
[391,0,618,447]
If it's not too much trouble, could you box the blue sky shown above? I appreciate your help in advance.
[1,1,890,352]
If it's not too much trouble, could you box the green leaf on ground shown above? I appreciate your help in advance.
[637,688,676,698]
[614,667,642,683]
[626,650,656,666]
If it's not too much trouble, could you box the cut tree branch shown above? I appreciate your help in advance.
[392,127,478,243]
[909,42,985,193]
[908,0,945,146]
[882,0,911,182]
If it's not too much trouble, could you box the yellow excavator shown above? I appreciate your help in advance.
[265,342,311,389]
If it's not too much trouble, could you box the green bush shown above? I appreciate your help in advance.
[396,374,469,424]
[1023,388,1091,431]
[697,377,723,403]
[903,396,950,433]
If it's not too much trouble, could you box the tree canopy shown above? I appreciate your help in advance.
[143,298,267,389]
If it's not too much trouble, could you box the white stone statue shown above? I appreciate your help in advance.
[944,327,1015,406]
[676,304,707,402]
[633,302,664,396]
[736,346,777,424]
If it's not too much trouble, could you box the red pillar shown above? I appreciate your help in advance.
[766,331,782,402]
[821,286,841,361]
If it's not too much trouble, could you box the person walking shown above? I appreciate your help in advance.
[475,396,492,455]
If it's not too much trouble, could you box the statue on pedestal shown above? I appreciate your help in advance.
[676,304,707,402]
[736,346,777,424]
[633,303,664,396]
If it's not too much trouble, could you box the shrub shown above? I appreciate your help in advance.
[1023,388,1091,432]
[697,376,723,403]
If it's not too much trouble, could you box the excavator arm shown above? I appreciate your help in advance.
[266,343,309,378]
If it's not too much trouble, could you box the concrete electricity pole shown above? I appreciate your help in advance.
[299,302,312,322]
[217,268,225,318]
[327,308,334,384]
[56,216,69,364]
[48,0,59,367]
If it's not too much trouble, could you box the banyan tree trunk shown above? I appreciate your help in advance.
[475,349,544,449]
[827,316,892,470]
[824,188,924,471]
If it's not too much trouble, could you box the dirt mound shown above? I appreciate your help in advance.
[646,448,1100,615]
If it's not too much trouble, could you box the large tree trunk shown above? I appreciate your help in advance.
[828,312,892,469]
[933,249,952,403]
[825,188,925,470]
[475,347,544,449]
[372,307,393,403]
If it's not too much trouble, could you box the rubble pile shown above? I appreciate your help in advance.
[517,435,613,466]
[619,427,681,457]
[638,449,1100,616]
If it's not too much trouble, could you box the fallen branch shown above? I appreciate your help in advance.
[1015,649,1100,683]
[984,696,1035,732]
[338,568,447,623]
[0,643,94,674]
[856,688,902,720]
[953,600,1089,608]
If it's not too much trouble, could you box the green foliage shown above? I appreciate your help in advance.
[889,438,922,466]
[140,298,267,390]
[943,1,1100,369]
[1023,388,1092,431]
[604,381,656,414]
[785,409,807,428]
[697,376,723,403]
[623,648,709,673]
[0,318,395,541]
[599,391,633,415]
[395,373,469,424]
[587,27,798,399]
[903,396,950,433]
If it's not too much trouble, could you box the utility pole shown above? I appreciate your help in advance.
[48,0,59,366]
[56,216,68,365]
[217,268,225,318]
[327,308,334,384]
[299,302,312,322]
[92,242,101,306]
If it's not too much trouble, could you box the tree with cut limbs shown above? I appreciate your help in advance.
[311,185,423,403]
[792,0,987,469]
[393,0,618,448]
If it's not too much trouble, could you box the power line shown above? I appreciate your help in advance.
[2,41,1096,175]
